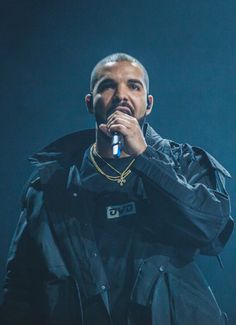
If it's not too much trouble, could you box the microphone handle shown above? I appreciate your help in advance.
[112,132,122,158]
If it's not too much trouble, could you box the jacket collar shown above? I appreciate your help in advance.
[29,123,165,170]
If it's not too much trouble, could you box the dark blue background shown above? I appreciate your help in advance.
[1,0,235,321]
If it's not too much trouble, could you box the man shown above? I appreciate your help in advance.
[0,53,233,325]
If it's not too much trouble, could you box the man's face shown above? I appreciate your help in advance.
[87,61,152,125]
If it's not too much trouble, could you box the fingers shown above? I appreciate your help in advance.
[99,122,129,137]
[109,124,129,135]
[99,123,111,137]
[107,111,132,125]
[107,111,136,132]
[107,117,131,130]
[99,111,139,138]
[99,111,147,156]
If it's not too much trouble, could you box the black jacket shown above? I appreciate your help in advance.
[0,124,233,325]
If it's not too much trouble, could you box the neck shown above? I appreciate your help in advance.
[95,128,130,159]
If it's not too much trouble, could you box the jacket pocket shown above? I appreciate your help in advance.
[130,255,170,306]
[160,271,226,325]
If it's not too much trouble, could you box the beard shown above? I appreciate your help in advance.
[137,115,146,130]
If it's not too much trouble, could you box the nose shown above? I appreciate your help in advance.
[113,83,128,102]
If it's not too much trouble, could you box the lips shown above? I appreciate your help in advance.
[107,102,134,118]
[114,105,132,116]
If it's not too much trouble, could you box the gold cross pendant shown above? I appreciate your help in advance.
[117,177,126,186]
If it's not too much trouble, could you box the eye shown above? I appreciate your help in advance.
[129,82,141,91]
[98,81,115,92]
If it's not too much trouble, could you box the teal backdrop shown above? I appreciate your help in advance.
[0,0,235,321]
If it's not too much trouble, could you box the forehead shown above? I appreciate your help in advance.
[96,61,145,82]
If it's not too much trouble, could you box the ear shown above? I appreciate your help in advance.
[85,93,94,114]
[146,94,154,116]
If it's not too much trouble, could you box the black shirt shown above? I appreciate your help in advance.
[80,146,146,323]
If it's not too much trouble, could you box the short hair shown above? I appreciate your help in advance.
[90,53,149,93]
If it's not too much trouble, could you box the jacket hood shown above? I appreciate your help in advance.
[29,123,165,169]
[29,128,95,169]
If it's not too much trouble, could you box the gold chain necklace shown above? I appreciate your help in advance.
[89,144,135,186]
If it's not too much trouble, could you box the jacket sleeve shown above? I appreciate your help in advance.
[0,184,44,325]
[133,143,233,253]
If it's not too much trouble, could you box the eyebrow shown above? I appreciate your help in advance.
[127,79,144,88]
[98,78,114,85]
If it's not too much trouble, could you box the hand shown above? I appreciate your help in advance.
[99,111,147,156]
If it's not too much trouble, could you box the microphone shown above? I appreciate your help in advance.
[112,132,123,158]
